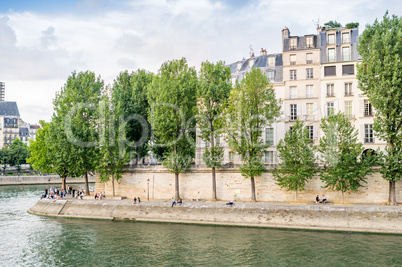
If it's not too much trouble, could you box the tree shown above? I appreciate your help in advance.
[274,120,316,202]
[9,138,30,176]
[0,146,10,175]
[324,20,342,29]
[112,70,154,164]
[98,90,129,196]
[197,61,232,201]
[357,12,402,205]
[53,71,103,195]
[147,58,198,200]
[319,112,374,204]
[345,22,359,29]
[226,67,281,202]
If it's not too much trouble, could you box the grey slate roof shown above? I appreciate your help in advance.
[19,127,29,137]
[0,101,20,117]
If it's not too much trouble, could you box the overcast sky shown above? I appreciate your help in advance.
[0,0,401,124]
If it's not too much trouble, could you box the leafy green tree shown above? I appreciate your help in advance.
[324,20,342,29]
[357,12,402,205]
[197,61,232,201]
[319,112,374,204]
[274,120,316,202]
[345,22,359,29]
[112,70,154,164]
[0,146,10,175]
[98,90,129,196]
[53,71,103,195]
[9,138,30,176]
[226,67,281,202]
[147,58,198,200]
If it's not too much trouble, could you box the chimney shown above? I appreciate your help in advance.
[260,48,267,55]
[282,27,290,52]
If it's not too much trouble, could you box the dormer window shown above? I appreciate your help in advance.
[268,56,275,66]
[236,62,241,71]
[249,58,254,68]
[305,36,313,48]
[342,32,350,43]
[290,38,297,50]
[328,34,335,45]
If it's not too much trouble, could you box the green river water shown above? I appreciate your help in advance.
[0,184,401,266]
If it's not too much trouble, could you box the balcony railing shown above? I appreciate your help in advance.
[364,138,375,143]
[306,60,313,64]
[364,112,374,117]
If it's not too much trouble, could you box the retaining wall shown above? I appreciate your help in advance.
[0,175,96,185]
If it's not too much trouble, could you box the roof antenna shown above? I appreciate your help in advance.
[312,18,320,30]
[249,45,254,58]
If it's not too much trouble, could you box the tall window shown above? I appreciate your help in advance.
[364,100,373,116]
[290,70,297,80]
[228,151,234,161]
[306,103,314,120]
[342,32,350,43]
[215,135,220,146]
[264,151,274,163]
[265,128,274,146]
[267,71,274,81]
[328,48,335,62]
[290,38,297,49]
[364,124,374,143]
[342,46,351,61]
[345,82,353,96]
[306,68,313,79]
[306,85,314,98]
[205,140,210,147]
[290,54,296,65]
[306,36,313,48]
[327,102,334,116]
[306,53,313,64]
[307,126,314,140]
[268,57,275,66]
[289,86,297,99]
[290,104,297,120]
[328,34,335,44]
[345,101,353,118]
[326,84,335,97]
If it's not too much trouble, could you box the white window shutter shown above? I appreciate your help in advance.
[359,100,364,117]
[297,104,301,116]
[286,104,290,116]
[313,103,318,115]
[314,126,318,140]
[302,103,307,115]
[360,124,365,141]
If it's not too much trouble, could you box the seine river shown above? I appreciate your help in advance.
[1,184,402,266]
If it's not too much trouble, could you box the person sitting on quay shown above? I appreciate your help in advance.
[322,194,327,204]
[226,200,234,205]
[133,197,137,204]
[138,197,141,203]
[315,195,320,203]
[177,198,182,205]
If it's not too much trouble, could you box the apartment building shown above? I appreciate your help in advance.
[0,101,21,148]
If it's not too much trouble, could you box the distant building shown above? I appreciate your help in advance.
[0,101,20,148]
[0,82,4,102]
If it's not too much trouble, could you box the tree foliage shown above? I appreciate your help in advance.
[324,20,342,29]
[345,22,359,29]
[357,12,402,205]
[274,120,316,201]
[226,67,281,202]
[319,112,374,203]
[8,138,30,175]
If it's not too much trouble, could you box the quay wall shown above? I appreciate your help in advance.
[29,198,402,234]
[0,175,96,186]
[95,166,402,205]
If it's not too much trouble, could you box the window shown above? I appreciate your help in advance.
[345,101,353,119]
[290,54,296,65]
[328,34,335,44]
[364,100,373,116]
[306,68,313,79]
[215,135,220,146]
[327,102,334,116]
[237,62,242,71]
[267,71,274,81]
[265,128,274,146]
[305,36,313,48]
[289,86,297,99]
[306,103,314,120]
[268,57,275,66]
[365,124,374,143]
[342,46,351,61]
[342,32,350,43]
[264,151,274,163]
[326,84,335,97]
[205,140,210,147]
[306,53,313,64]
[342,64,355,75]
[324,66,336,76]
[328,48,335,62]
[229,151,234,161]
[290,104,297,120]
[345,82,353,96]
[249,58,254,68]
[306,85,314,98]
[307,126,314,140]
[290,38,297,49]
[290,70,297,80]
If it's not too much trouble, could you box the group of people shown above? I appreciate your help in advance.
[40,186,86,200]
[171,197,182,207]
[315,194,327,203]
[133,197,141,204]
[94,192,106,200]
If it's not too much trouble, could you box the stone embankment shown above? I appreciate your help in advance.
[0,175,96,185]
[28,198,402,234]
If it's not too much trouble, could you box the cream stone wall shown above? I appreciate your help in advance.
[95,166,402,205]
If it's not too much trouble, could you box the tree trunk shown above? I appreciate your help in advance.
[250,176,256,202]
[295,186,298,202]
[341,191,344,204]
[175,173,180,200]
[212,166,217,201]
[85,172,90,196]
[112,174,115,197]
[62,176,67,191]
[388,181,397,206]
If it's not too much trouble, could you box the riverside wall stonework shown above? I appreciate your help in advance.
[95,166,402,205]
[0,175,96,186]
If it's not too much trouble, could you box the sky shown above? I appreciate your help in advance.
[0,0,401,124]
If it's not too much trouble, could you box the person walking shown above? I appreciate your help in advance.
[171,197,176,207]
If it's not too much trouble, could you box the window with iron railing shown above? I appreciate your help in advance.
[345,82,353,96]
[364,124,374,143]
[364,100,373,116]
[326,84,335,97]
[306,68,313,79]
[290,70,297,80]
